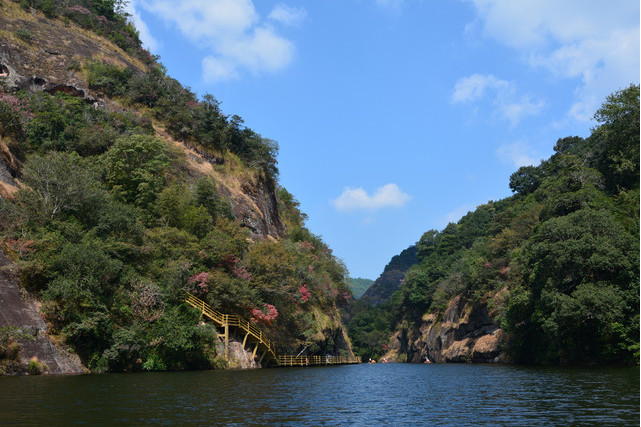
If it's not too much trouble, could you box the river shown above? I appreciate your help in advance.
[1,364,638,425]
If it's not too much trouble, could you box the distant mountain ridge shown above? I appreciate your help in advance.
[347,277,374,299]
[360,246,418,306]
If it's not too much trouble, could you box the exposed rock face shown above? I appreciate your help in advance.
[158,126,286,241]
[238,176,284,239]
[0,4,145,96]
[225,339,262,369]
[0,146,17,186]
[217,174,285,239]
[0,250,84,374]
[384,295,506,364]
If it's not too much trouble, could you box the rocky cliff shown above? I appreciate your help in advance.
[0,249,84,373]
[0,3,144,96]
[383,295,507,364]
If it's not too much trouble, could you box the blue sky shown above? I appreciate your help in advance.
[126,0,640,280]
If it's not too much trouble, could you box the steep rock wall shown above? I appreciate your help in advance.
[0,249,84,374]
[384,295,507,364]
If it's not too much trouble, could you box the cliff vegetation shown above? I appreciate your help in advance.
[0,0,353,372]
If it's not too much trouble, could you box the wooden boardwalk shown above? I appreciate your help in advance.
[184,292,360,367]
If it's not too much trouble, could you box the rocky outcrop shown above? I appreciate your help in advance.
[0,249,85,374]
[225,339,262,369]
[384,295,507,364]
[0,2,145,96]
[236,176,284,239]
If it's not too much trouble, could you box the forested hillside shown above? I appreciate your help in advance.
[352,85,640,365]
[0,0,353,372]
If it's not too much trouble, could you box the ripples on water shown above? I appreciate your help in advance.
[0,364,638,425]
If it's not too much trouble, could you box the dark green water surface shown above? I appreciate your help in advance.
[1,364,638,425]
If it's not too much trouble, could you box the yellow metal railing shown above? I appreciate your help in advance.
[276,355,361,366]
[183,292,360,367]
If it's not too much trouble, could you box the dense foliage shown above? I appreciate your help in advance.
[351,85,640,365]
[0,2,352,371]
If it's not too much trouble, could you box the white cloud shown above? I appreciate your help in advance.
[332,183,411,212]
[451,74,509,103]
[496,141,539,168]
[463,0,640,122]
[500,96,545,125]
[268,4,307,26]
[451,74,544,125]
[137,0,300,82]
[202,56,238,82]
[141,0,257,42]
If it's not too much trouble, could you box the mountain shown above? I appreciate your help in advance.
[353,85,640,365]
[0,0,354,373]
[348,277,374,299]
[359,245,418,306]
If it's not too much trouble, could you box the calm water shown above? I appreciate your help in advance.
[0,364,638,426]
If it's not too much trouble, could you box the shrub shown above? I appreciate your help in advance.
[13,28,32,43]
[26,359,48,375]
[86,61,132,97]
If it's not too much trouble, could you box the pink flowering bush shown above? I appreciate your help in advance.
[250,304,278,324]
[298,285,311,303]
[224,254,252,280]
[340,291,352,303]
[4,239,36,257]
[188,272,209,294]
[0,88,34,138]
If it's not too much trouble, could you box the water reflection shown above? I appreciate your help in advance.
[1,364,638,425]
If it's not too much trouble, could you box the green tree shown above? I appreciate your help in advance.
[509,165,544,195]
[590,84,640,192]
[19,151,104,224]
[102,135,170,210]
[511,208,638,364]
